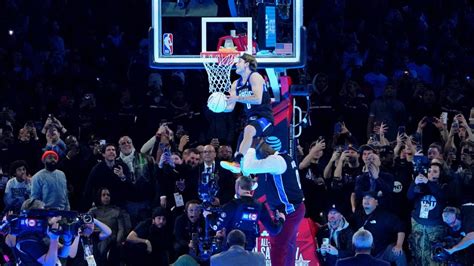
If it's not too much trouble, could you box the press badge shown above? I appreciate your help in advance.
[174,192,184,207]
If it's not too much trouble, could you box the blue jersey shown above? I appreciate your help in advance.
[235,72,274,122]
[258,153,304,214]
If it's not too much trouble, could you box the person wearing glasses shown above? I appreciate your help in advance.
[441,205,474,265]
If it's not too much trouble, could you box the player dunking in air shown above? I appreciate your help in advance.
[221,53,274,173]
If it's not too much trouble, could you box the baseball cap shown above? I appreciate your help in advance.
[344,144,359,152]
[328,203,342,213]
[152,207,167,218]
[362,191,379,199]
[359,144,377,154]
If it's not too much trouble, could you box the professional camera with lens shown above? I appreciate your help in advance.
[191,231,223,261]
[191,170,223,261]
[60,213,94,236]
[432,236,466,266]
[198,171,219,206]
[2,209,93,236]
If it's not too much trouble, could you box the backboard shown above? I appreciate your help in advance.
[150,0,306,69]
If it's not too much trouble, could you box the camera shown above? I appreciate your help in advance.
[190,171,223,261]
[199,171,219,205]
[1,209,93,236]
[191,232,223,261]
[398,126,406,135]
[432,242,451,263]
[431,236,465,265]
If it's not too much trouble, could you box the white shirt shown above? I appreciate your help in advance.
[242,148,287,175]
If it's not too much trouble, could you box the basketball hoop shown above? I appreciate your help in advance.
[201,51,240,93]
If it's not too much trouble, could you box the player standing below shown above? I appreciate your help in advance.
[221,53,274,173]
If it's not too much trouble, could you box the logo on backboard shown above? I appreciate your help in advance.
[163,33,173,55]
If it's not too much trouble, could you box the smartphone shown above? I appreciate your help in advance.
[369,133,378,142]
[322,238,329,247]
[452,120,459,130]
[441,112,448,125]
[99,139,106,146]
[398,126,406,135]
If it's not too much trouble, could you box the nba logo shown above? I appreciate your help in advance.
[163,33,173,55]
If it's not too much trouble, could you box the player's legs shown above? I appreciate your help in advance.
[269,204,305,266]
[238,124,257,156]
[221,117,273,173]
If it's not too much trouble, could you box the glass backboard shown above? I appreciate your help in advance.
[150,0,306,69]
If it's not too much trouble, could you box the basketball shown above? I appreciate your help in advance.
[207,92,228,113]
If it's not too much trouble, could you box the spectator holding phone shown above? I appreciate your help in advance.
[83,143,130,211]
[445,114,474,153]
[332,144,362,215]
[299,138,327,221]
[332,122,358,148]
[354,152,394,212]
[408,160,447,266]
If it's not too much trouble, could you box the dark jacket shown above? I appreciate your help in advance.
[316,217,354,266]
[82,160,131,210]
[354,171,394,210]
[335,253,390,266]
[256,153,304,214]
[116,151,157,202]
[207,196,283,250]
[352,208,405,256]
[407,180,446,226]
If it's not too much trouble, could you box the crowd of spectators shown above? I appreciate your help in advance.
[0,0,474,265]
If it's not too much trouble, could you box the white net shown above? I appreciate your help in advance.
[201,52,239,93]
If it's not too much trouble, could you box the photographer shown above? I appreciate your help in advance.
[203,176,285,251]
[441,205,474,265]
[6,199,78,266]
[67,216,112,266]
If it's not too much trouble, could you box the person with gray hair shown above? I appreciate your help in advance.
[210,229,265,266]
[335,229,390,266]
